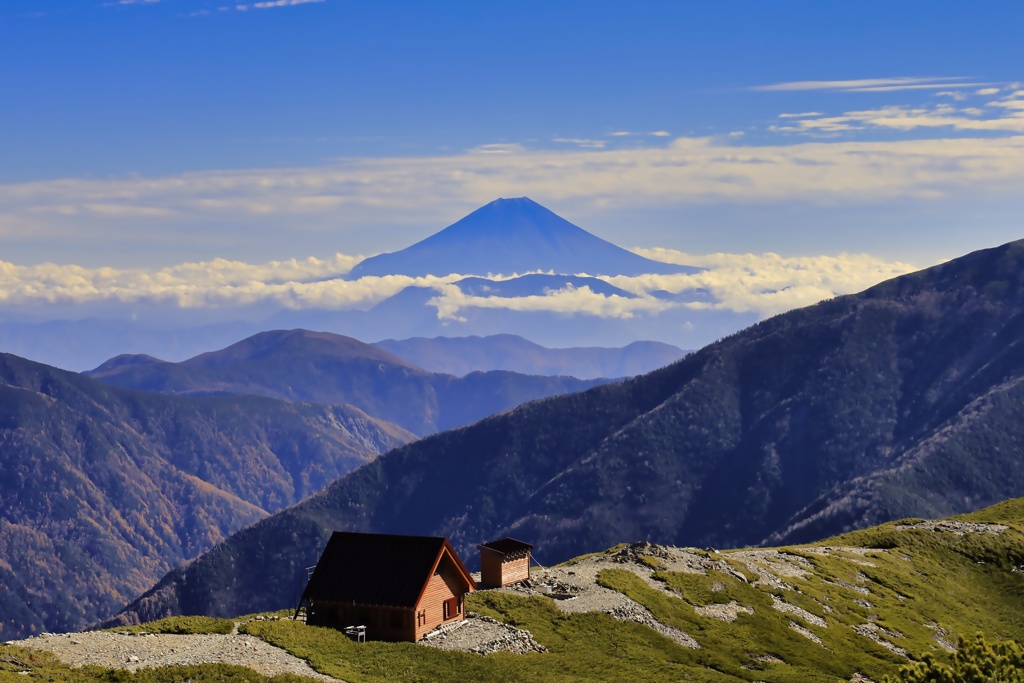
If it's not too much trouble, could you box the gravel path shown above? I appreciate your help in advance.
[8,630,341,682]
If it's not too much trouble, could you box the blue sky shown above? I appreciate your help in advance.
[1,0,1023,326]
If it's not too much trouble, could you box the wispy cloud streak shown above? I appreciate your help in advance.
[6,133,1024,248]
[752,77,982,92]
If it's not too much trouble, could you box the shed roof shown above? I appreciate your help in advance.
[478,537,534,557]
[302,532,475,608]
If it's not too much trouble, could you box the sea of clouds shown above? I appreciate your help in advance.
[0,249,921,321]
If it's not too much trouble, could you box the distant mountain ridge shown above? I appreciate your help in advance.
[85,329,610,436]
[372,334,687,379]
[347,197,699,278]
[0,352,413,639]
[111,237,1024,624]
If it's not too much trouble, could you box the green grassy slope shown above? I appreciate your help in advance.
[14,500,1018,683]
[240,500,1024,682]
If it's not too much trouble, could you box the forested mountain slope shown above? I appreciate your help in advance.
[0,353,412,638]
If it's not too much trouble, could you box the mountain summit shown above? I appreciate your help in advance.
[347,197,699,278]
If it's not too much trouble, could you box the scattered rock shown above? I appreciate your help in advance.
[771,596,827,628]
[493,543,702,649]
[694,601,753,622]
[926,622,957,653]
[853,623,908,658]
[831,579,871,596]
[422,615,546,655]
[613,542,672,565]
[893,520,1008,536]
[788,621,824,646]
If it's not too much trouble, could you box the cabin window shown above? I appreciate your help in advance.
[417,610,426,627]
[443,597,460,620]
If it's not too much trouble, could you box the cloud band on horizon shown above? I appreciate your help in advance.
[0,250,922,320]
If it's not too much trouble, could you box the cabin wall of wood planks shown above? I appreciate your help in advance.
[481,552,529,587]
[413,556,468,641]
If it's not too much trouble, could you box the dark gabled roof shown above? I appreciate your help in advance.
[302,532,475,608]
[478,537,534,557]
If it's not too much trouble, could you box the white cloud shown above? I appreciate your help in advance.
[427,284,674,321]
[0,254,483,312]
[778,112,824,118]
[752,77,977,92]
[619,249,922,316]
[771,102,1024,134]
[0,248,924,321]
[843,83,993,93]
[5,130,1024,260]
[468,143,525,155]
[252,0,325,7]
[977,87,1001,96]
[553,137,607,149]
[607,131,671,137]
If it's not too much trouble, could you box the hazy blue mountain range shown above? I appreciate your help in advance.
[85,329,610,437]
[268,296,752,355]
[347,197,699,278]
[0,352,413,639]
[0,318,260,374]
[0,199,738,371]
[109,237,1024,626]
[371,334,686,379]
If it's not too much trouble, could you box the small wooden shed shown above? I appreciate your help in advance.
[478,537,533,587]
[300,532,476,642]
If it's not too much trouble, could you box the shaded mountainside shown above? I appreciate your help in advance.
[86,329,609,436]
[111,238,1024,625]
[372,334,686,379]
[346,197,698,278]
[0,353,413,639]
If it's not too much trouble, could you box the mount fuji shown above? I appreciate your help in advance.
[0,198,730,372]
[347,197,699,278]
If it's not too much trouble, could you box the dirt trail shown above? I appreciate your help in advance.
[8,627,342,682]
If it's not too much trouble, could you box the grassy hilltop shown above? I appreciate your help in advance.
[4,499,1024,682]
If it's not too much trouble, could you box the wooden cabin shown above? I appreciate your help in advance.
[478,537,533,587]
[300,532,476,642]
